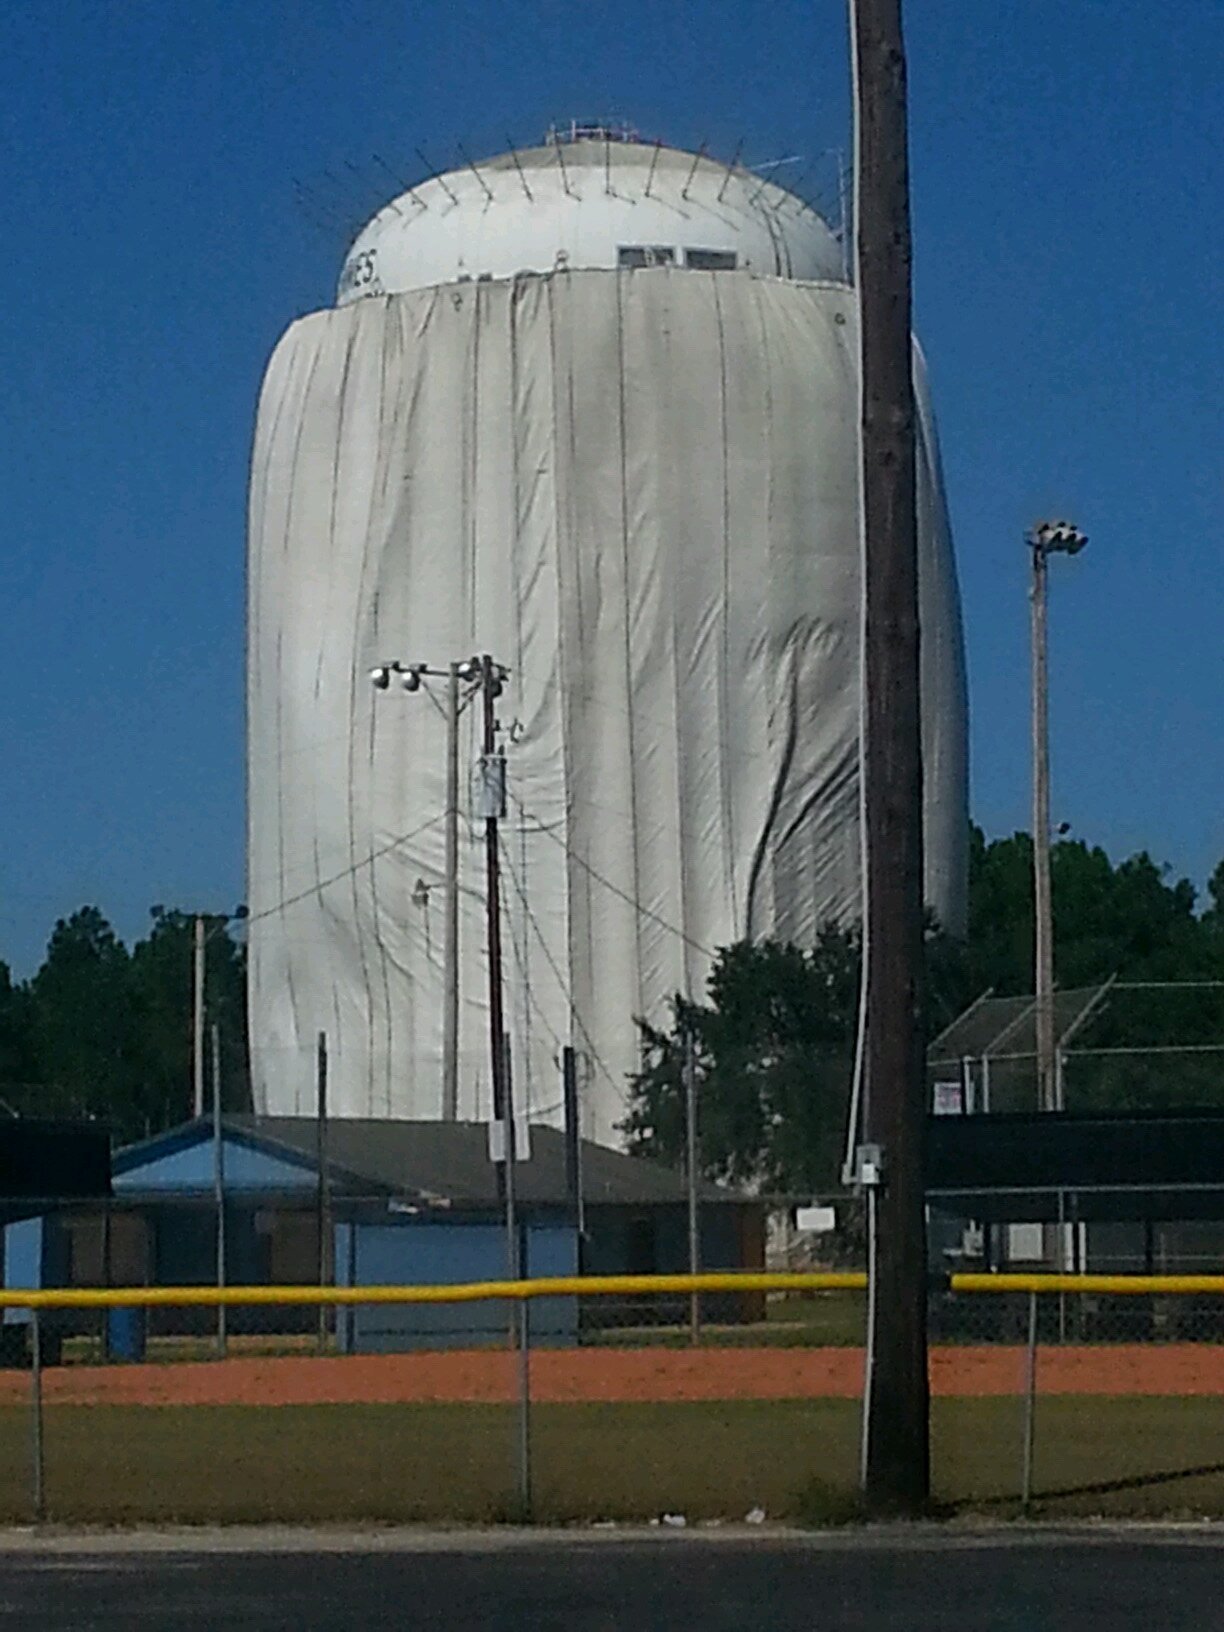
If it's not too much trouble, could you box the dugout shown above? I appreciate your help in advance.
[927,1106,1224,1337]
[0,1118,111,1365]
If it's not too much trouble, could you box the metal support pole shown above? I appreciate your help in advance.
[1031,545,1057,1114]
[1058,1189,1067,1344]
[31,1310,44,1523]
[192,915,206,1119]
[1021,1288,1039,1510]
[502,1031,530,1521]
[212,1022,227,1358]
[859,1182,880,1491]
[562,1046,584,1250]
[684,1028,700,1345]
[515,1248,531,1521]
[101,1192,112,1362]
[442,660,461,1121]
[316,1031,330,1355]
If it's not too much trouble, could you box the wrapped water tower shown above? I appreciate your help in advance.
[247,129,968,1144]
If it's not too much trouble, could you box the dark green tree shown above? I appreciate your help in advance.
[623,929,860,1193]
[0,962,39,1110]
[625,831,1224,1184]
[28,907,139,1128]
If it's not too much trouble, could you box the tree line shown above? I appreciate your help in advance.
[624,830,1224,1194]
[0,906,248,1144]
[1,829,1221,1164]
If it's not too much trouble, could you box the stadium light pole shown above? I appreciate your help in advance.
[369,658,481,1120]
[1027,520,1087,1113]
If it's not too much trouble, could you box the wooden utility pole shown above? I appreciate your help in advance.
[315,1030,330,1354]
[851,0,930,1512]
[477,652,531,1516]
[479,654,510,1155]
[442,660,462,1121]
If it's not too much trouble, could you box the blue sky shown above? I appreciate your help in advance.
[1,0,1219,974]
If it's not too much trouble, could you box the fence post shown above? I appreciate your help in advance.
[684,1028,700,1346]
[516,1238,532,1521]
[1021,1289,1038,1510]
[30,1310,45,1524]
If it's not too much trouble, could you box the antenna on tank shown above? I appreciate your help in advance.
[716,139,745,203]
[458,145,495,203]
[372,153,429,212]
[347,159,406,219]
[777,166,813,217]
[506,140,534,201]
[835,145,850,258]
[293,179,353,236]
[318,168,369,231]
[291,184,348,246]
[747,154,802,209]
[680,141,708,201]
[554,140,576,198]
[343,159,393,214]
[416,147,459,206]
[644,139,663,199]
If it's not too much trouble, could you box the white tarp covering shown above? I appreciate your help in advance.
[248,270,967,1145]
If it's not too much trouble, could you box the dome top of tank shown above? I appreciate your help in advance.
[337,128,846,303]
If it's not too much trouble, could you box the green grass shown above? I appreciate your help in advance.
[3,1394,1224,1525]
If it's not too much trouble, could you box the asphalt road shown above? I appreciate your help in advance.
[0,1528,1221,1630]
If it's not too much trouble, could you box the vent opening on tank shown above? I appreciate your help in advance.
[617,245,675,269]
[684,248,738,271]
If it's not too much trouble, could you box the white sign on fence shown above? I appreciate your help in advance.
[932,1080,965,1116]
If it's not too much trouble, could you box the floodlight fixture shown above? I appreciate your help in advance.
[1028,519,1088,557]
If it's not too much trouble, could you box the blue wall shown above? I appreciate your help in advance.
[336,1219,578,1352]
[1,1218,42,1325]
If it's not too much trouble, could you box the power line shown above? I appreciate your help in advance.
[508,793,715,959]
[497,834,630,1112]
[497,838,567,1087]
[245,815,445,928]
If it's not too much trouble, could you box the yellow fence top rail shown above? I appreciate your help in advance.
[951,1272,1224,1296]
[3,1269,1222,1311]
[0,1270,866,1311]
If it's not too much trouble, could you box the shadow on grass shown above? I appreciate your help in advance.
[1034,1459,1224,1504]
[962,1459,1224,1513]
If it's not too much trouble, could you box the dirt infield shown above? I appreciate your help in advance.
[3,1344,1222,1408]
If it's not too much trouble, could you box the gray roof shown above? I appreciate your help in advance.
[228,1116,741,1210]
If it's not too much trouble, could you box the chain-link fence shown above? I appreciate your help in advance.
[933,1275,1224,1519]
[3,1272,1224,1525]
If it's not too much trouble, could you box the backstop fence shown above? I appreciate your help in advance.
[3,1271,1224,1526]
